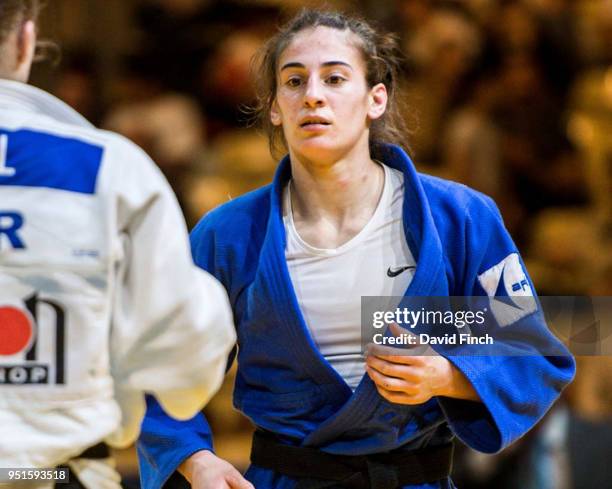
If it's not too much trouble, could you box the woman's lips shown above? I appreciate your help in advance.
[299,120,331,131]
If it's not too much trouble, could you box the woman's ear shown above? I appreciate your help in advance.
[270,99,282,126]
[367,83,388,121]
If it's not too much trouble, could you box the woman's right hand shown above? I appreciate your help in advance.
[179,450,255,489]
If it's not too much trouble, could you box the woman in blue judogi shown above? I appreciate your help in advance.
[138,9,575,489]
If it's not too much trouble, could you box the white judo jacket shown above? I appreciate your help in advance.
[0,80,235,469]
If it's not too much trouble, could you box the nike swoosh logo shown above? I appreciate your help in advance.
[386,266,416,277]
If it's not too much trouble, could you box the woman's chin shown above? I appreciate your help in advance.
[291,139,352,163]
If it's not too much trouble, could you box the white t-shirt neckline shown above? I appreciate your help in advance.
[285,163,392,257]
[283,163,416,390]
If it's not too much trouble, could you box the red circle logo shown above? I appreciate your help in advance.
[0,306,34,355]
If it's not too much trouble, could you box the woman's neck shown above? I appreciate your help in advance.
[287,144,385,248]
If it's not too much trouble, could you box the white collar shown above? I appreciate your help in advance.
[0,78,94,129]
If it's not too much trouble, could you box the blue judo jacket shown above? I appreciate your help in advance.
[138,145,575,489]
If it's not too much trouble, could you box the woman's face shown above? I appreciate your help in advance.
[271,26,387,163]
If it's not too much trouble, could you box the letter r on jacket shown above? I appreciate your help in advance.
[0,211,25,249]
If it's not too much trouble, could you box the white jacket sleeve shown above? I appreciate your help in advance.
[100,135,235,447]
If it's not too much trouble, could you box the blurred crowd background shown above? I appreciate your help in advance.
[28,0,612,487]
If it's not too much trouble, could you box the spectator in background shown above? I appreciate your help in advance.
[52,49,103,125]
[401,5,482,164]
[198,29,266,138]
[135,0,280,137]
[441,70,504,205]
[103,57,208,220]
[491,50,587,242]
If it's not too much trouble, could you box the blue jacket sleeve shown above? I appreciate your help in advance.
[137,395,215,489]
[437,193,576,453]
[137,216,236,488]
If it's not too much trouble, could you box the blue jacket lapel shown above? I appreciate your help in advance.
[250,157,353,399]
[251,146,448,448]
[302,146,449,447]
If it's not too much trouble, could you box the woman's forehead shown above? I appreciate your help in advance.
[278,26,364,69]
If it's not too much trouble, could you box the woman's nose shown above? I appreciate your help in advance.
[303,77,325,107]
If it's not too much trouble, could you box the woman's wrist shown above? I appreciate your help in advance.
[178,449,214,483]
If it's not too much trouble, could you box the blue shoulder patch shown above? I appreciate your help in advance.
[0,128,103,195]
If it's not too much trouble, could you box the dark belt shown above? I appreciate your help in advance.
[76,442,110,459]
[55,443,114,489]
[250,430,453,489]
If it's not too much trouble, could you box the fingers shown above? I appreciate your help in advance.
[227,473,255,489]
[366,364,419,394]
[388,322,415,340]
[186,450,254,489]
[366,322,443,405]
[365,349,435,405]
[207,472,254,489]
[365,355,421,381]
[373,383,429,405]
[366,344,425,366]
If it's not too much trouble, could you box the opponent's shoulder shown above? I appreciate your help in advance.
[20,114,135,152]
[86,127,157,171]
[74,126,175,203]
[20,115,159,179]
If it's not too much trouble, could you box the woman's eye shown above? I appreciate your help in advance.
[327,75,345,85]
[286,77,302,87]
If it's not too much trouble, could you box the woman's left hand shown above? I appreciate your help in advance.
[365,323,480,405]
